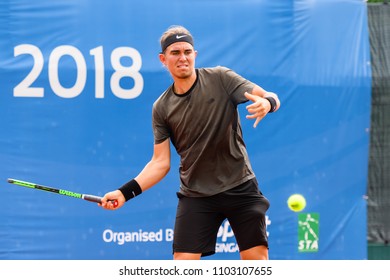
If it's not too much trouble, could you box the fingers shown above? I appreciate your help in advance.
[244,91,256,102]
[246,109,264,128]
[101,199,118,209]
[99,190,124,210]
[253,117,261,128]
[247,115,262,128]
[244,92,269,128]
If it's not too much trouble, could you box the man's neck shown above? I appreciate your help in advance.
[173,70,197,94]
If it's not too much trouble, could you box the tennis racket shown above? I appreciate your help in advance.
[7,178,118,207]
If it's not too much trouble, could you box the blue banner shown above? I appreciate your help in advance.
[0,0,371,260]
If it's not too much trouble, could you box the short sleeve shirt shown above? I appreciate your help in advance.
[152,66,256,197]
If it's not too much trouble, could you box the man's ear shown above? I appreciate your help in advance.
[159,53,166,65]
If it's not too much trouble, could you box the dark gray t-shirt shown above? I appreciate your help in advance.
[152,66,256,197]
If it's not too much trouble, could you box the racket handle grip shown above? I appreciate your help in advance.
[83,194,103,203]
[83,194,118,207]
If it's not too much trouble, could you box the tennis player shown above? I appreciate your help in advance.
[100,25,280,260]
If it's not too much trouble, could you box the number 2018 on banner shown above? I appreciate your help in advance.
[14,44,143,99]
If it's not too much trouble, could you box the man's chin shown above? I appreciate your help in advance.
[175,70,193,79]
[175,68,194,79]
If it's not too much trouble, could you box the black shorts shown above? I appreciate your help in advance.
[173,178,270,257]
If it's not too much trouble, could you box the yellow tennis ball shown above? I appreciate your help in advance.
[287,194,306,212]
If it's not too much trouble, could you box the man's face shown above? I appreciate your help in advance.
[159,42,197,80]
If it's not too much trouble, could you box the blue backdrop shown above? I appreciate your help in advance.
[0,0,371,260]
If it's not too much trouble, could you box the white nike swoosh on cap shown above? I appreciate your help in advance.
[176,34,188,39]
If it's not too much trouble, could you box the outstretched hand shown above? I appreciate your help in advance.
[244,92,271,128]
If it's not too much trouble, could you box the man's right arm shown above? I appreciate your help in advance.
[100,138,171,210]
[135,138,171,191]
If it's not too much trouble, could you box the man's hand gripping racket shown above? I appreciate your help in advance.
[100,189,127,210]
